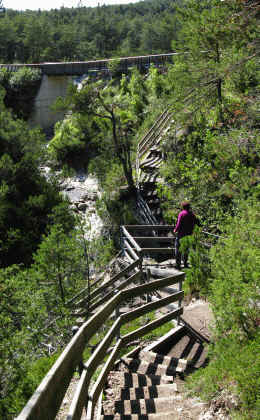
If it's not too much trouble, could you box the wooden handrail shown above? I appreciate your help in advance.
[66,275,184,420]
[123,237,140,261]
[122,307,183,344]
[74,259,140,308]
[122,226,142,252]
[16,265,184,420]
[86,340,122,420]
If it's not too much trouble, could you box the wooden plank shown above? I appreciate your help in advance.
[122,226,142,252]
[133,237,175,242]
[95,392,103,420]
[75,259,140,308]
[139,111,169,154]
[141,248,174,253]
[124,225,174,231]
[84,317,121,381]
[66,368,90,420]
[121,273,184,300]
[123,238,139,261]
[138,110,168,151]
[87,271,141,314]
[124,251,135,264]
[122,308,183,344]
[88,340,122,420]
[121,291,184,323]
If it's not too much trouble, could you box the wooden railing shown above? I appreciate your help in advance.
[121,224,175,264]
[16,227,184,420]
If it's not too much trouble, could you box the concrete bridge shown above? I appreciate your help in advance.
[0,53,177,130]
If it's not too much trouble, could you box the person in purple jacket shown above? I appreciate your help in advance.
[174,201,199,269]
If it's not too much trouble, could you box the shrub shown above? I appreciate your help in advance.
[0,67,42,119]
[9,67,41,90]
[48,117,85,163]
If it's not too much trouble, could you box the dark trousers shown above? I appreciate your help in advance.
[175,236,188,268]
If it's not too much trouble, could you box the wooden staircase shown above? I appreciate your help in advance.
[100,324,209,420]
[136,109,173,224]
[102,351,186,419]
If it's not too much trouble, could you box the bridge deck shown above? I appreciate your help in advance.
[0,53,178,75]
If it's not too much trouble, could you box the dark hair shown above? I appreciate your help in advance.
[181,201,191,211]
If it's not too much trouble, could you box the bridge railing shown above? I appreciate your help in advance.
[0,53,178,76]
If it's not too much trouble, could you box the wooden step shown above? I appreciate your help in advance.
[101,412,181,420]
[109,384,178,401]
[139,351,187,373]
[150,148,162,156]
[107,372,174,388]
[103,396,181,415]
[119,358,179,377]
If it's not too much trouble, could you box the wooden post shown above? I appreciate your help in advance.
[177,276,183,325]
[120,226,124,256]
[146,268,152,303]
[114,290,120,341]
[72,326,84,375]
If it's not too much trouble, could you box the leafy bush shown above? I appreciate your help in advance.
[210,200,259,340]
[10,352,60,417]
[0,67,42,119]
[187,201,260,418]
[180,228,212,296]
[187,334,260,420]
[9,67,41,90]
[48,117,86,163]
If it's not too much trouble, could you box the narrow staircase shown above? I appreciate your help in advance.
[101,323,209,420]
[102,349,187,419]
[136,110,173,225]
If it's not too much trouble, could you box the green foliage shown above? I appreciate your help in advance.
[159,0,259,230]
[0,221,88,417]
[187,334,260,420]
[10,352,60,416]
[180,228,211,296]
[8,67,41,89]
[0,106,74,267]
[210,201,259,340]
[32,223,87,303]
[48,117,85,164]
[56,72,149,191]
[0,67,42,119]
[0,1,177,63]
[88,236,115,271]
[187,201,260,418]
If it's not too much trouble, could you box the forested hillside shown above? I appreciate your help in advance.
[0,0,259,419]
[0,0,177,63]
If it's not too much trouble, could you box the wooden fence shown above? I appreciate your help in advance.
[16,226,184,420]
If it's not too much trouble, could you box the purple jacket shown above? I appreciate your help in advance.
[174,210,198,238]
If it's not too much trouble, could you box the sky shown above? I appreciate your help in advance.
[4,0,141,11]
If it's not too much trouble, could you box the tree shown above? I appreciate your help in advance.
[59,78,140,192]
[168,0,257,122]
[32,224,87,304]
[157,0,258,228]
[0,95,74,266]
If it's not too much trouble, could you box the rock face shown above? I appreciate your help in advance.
[62,172,104,241]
